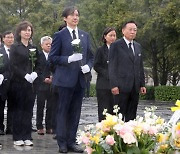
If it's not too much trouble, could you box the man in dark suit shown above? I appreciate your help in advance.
[109,21,146,122]
[36,36,53,135]
[48,6,94,153]
[0,31,14,135]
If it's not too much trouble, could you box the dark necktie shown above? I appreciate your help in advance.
[129,42,135,56]
[72,30,76,40]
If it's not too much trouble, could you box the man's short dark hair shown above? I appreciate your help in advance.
[122,20,137,29]
[62,6,80,18]
[2,31,13,38]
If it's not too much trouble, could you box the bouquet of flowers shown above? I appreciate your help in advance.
[71,39,82,53]
[29,48,37,72]
[0,53,4,68]
[77,106,165,154]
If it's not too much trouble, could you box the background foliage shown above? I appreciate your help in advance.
[0,0,179,87]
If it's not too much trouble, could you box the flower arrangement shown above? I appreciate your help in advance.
[29,48,37,72]
[78,100,180,154]
[71,39,82,53]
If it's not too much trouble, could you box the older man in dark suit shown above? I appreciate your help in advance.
[48,6,94,153]
[109,21,146,122]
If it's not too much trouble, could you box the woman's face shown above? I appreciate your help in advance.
[20,26,32,41]
[104,30,116,45]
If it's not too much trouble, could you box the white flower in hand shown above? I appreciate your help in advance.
[71,39,81,45]
[29,48,36,52]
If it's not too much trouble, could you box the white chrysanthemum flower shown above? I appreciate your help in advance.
[71,39,80,45]
[29,48,36,52]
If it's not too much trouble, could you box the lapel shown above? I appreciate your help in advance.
[103,44,109,60]
[120,39,134,62]
[133,41,141,62]
[0,47,9,61]
[78,30,85,64]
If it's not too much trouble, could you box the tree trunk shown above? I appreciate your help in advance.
[150,40,159,86]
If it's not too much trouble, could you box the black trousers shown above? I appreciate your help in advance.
[51,86,59,134]
[56,80,84,148]
[11,82,35,141]
[6,89,14,132]
[96,89,115,122]
[114,85,139,122]
[36,90,53,130]
[0,98,5,131]
[0,92,13,132]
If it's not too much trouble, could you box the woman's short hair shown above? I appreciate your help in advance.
[15,21,33,43]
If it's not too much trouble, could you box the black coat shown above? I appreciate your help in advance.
[109,38,145,93]
[9,42,41,84]
[94,44,111,89]
[0,46,11,100]
[37,51,52,91]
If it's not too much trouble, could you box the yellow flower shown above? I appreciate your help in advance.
[90,134,100,144]
[157,133,169,143]
[175,122,180,131]
[102,114,118,128]
[160,144,168,150]
[174,138,180,148]
[171,100,180,112]
[156,118,165,125]
[134,125,142,136]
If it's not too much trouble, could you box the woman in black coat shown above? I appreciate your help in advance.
[94,27,117,121]
[9,21,40,146]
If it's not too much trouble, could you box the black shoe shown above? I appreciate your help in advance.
[68,144,84,153]
[59,146,68,153]
[6,129,12,134]
[0,130,5,135]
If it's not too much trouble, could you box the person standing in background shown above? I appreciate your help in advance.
[36,36,53,135]
[94,27,117,122]
[109,21,146,122]
[48,6,94,153]
[0,34,2,47]
[9,21,41,146]
[0,31,14,135]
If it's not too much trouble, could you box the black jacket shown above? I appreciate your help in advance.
[94,44,111,89]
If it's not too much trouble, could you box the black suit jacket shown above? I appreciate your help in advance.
[37,51,52,91]
[109,38,145,93]
[0,46,11,100]
[94,44,111,89]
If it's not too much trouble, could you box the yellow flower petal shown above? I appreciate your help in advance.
[171,107,180,112]
[175,100,180,106]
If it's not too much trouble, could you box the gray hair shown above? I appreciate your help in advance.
[40,36,52,44]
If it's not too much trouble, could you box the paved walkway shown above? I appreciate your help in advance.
[0,98,175,154]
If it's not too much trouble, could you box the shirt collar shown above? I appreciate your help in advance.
[43,51,49,60]
[123,36,133,46]
[67,26,79,39]
[4,45,9,52]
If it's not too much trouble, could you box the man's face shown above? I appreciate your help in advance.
[64,10,79,28]
[3,33,14,47]
[41,39,52,53]
[122,23,137,41]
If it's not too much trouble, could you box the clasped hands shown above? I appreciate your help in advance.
[68,53,90,74]
[24,72,38,83]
